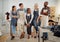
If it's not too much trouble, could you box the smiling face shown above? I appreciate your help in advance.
[20,4,24,9]
[14,6,16,11]
[12,6,16,11]
[27,8,31,14]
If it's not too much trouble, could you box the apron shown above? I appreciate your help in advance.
[17,9,25,33]
[10,11,17,35]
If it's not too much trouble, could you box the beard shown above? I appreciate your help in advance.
[44,5,47,8]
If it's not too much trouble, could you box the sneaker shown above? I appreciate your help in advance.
[20,32,25,39]
[34,36,37,38]
[11,36,15,40]
[28,35,30,39]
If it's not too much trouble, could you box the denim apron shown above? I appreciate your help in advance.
[10,11,17,35]
[33,10,41,33]
[26,14,32,35]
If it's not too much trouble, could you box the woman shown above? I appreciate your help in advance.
[17,3,26,39]
[32,3,41,38]
[25,8,33,39]
[10,6,17,40]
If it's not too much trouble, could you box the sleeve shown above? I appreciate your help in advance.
[33,11,34,15]
[38,9,40,16]
[29,14,33,24]
[17,9,20,18]
[40,8,44,16]
[40,8,43,14]
[48,7,50,16]
[24,8,27,13]
[24,13,27,24]
[9,11,12,20]
[48,7,50,14]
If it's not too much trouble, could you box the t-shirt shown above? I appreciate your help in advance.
[41,7,50,16]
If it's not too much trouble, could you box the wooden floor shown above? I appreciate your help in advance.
[0,28,60,42]
[0,34,9,42]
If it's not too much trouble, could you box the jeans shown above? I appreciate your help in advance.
[33,20,39,33]
[27,24,32,35]
[10,25,16,35]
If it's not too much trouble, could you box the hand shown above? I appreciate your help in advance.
[16,27,18,31]
[37,20,38,23]
[43,12,48,16]
[13,16,17,18]
[37,17,39,23]
[7,19,10,22]
[27,24,30,27]
[40,16,42,19]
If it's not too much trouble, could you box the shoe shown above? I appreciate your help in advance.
[28,35,30,39]
[20,32,25,39]
[34,36,37,38]
[38,35,39,38]
[31,35,33,38]
[11,36,15,40]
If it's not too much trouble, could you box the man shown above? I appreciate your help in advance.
[41,1,50,28]
[17,3,26,39]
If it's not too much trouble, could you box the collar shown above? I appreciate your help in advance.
[27,14,31,16]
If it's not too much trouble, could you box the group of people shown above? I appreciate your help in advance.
[6,1,50,40]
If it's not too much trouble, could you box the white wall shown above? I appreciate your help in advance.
[2,0,57,13]
[56,0,60,16]
[0,0,3,27]
[55,0,60,24]
[0,0,3,18]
